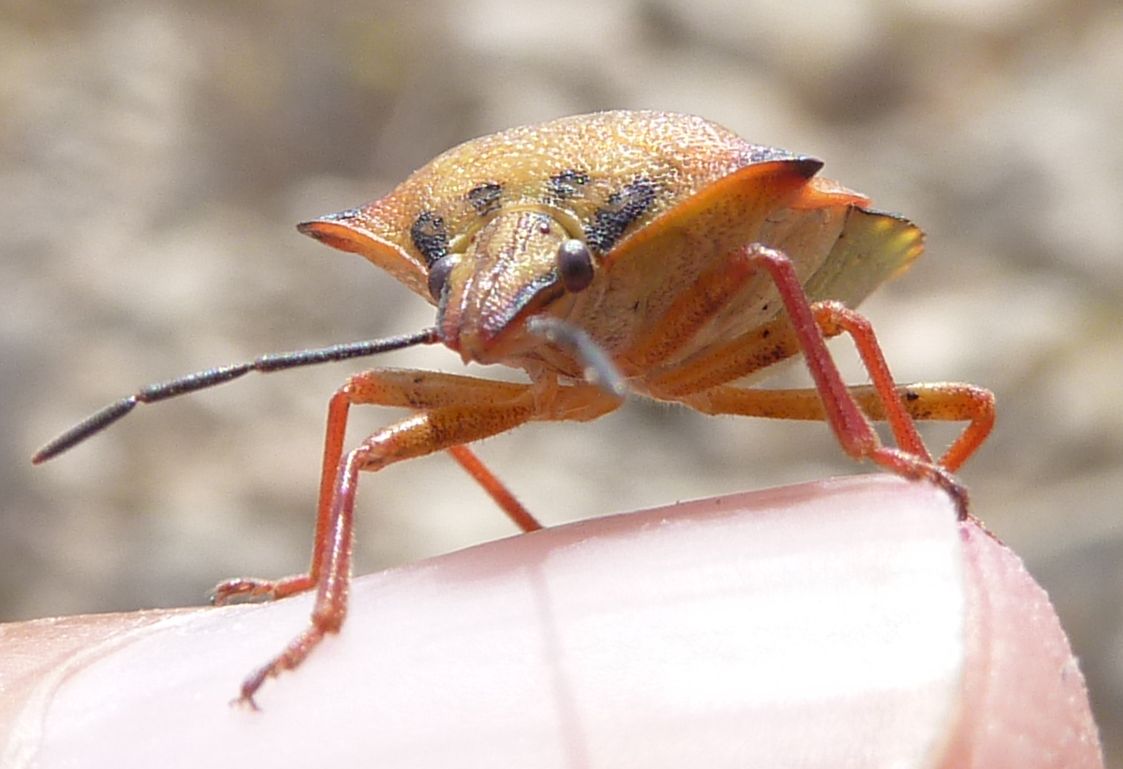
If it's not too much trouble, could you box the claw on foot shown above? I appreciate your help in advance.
[211,574,316,606]
[210,578,276,606]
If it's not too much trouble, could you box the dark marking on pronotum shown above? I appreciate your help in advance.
[586,178,657,255]
[467,182,502,215]
[546,169,589,201]
[410,211,449,266]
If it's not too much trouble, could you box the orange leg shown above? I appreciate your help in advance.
[235,398,539,707]
[343,370,548,531]
[651,245,975,513]
[447,445,542,532]
[210,388,353,605]
[213,370,617,604]
[811,301,929,461]
[649,313,808,396]
[855,382,995,473]
[211,371,543,605]
[212,369,618,706]
[682,381,995,473]
[343,369,616,532]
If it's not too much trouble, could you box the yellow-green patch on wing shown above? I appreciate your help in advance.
[802,207,924,309]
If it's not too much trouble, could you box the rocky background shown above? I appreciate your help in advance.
[3,0,1120,756]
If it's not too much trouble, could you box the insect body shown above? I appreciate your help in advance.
[35,111,995,707]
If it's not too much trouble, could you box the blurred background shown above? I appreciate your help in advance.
[2,0,1120,756]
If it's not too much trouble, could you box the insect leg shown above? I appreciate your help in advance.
[447,445,541,532]
[843,382,995,472]
[747,248,976,505]
[810,300,929,460]
[660,245,969,513]
[340,369,619,530]
[226,371,621,707]
[805,301,995,472]
[681,381,995,473]
[632,251,940,457]
[344,368,545,531]
[214,370,622,606]
[211,387,354,605]
[237,395,542,708]
[447,376,622,532]
[212,370,545,605]
[647,313,807,396]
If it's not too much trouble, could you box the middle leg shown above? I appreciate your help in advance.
[681,381,995,473]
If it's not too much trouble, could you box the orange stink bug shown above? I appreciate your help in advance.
[34,111,995,707]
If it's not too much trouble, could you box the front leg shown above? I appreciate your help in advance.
[213,368,620,707]
[212,371,545,607]
[235,395,540,708]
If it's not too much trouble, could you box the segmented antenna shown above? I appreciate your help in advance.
[32,327,440,464]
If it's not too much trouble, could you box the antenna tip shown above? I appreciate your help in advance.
[32,397,139,465]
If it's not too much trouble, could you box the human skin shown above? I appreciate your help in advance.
[0,476,1104,768]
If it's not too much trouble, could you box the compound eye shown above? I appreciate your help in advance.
[427,254,460,301]
[557,239,594,293]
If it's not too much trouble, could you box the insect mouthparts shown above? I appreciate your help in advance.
[525,316,627,398]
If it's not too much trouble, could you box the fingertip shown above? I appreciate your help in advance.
[940,520,1104,768]
[2,477,1104,768]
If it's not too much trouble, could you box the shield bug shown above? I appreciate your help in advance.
[34,110,995,707]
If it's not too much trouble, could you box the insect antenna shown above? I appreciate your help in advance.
[32,327,440,464]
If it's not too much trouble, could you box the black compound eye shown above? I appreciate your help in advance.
[557,239,594,293]
[428,254,460,301]
[410,210,449,266]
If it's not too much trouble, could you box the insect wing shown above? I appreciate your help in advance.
[801,207,924,308]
